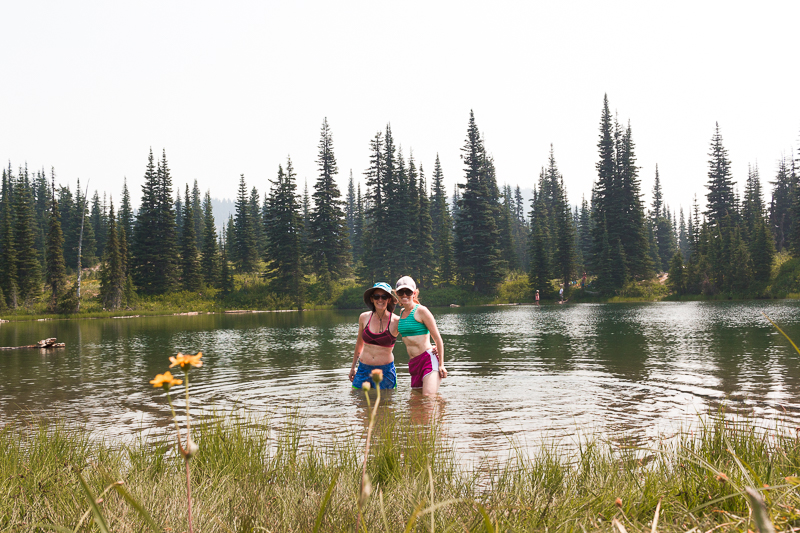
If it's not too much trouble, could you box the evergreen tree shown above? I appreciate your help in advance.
[499,184,517,271]
[264,158,305,309]
[13,170,42,303]
[119,178,135,240]
[528,186,552,297]
[233,174,259,272]
[100,202,125,309]
[201,191,220,287]
[174,187,184,236]
[192,180,203,250]
[415,163,435,288]
[770,156,793,253]
[453,110,504,293]
[742,163,764,238]
[353,183,364,264]
[220,243,234,294]
[360,131,388,282]
[577,196,592,272]
[249,186,264,258]
[180,184,202,291]
[346,170,357,261]
[45,171,67,310]
[667,252,685,295]
[429,154,455,284]
[309,118,351,278]
[0,169,18,307]
[511,185,530,272]
[132,148,178,294]
[705,123,736,228]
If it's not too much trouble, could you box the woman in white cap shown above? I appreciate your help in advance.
[349,282,400,390]
[395,276,447,395]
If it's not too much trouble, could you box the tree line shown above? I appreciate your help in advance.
[0,96,798,313]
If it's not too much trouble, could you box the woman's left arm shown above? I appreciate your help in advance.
[419,306,447,379]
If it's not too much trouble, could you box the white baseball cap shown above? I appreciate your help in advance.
[395,276,417,292]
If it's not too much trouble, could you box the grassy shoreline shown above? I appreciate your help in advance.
[5,410,799,532]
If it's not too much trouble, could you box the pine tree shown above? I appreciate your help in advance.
[353,183,364,264]
[220,244,234,294]
[180,184,202,291]
[528,186,552,297]
[499,184,517,271]
[346,170,357,261]
[201,191,220,287]
[174,187,184,236]
[667,252,685,295]
[249,186,264,259]
[309,118,351,278]
[264,158,305,309]
[0,169,18,307]
[705,123,736,228]
[453,110,504,293]
[132,149,178,294]
[577,196,592,273]
[90,191,108,259]
[192,180,202,250]
[233,174,259,272]
[119,178,134,241]
[770,156,793,253]
[13,170,42,303]
[100,202,125,309]
[45,170,67,310]
[429,154,455,284]
[360,131,388,282]
[415,163,435,288]
[511,185,530,272]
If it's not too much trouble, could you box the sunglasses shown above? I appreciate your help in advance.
[397,288,413,297]
[371,293,391,301]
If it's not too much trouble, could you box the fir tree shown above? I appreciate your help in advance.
[132,148,178,294]
[309,118,351,278]
[233,174,259,272]
[415,163,435,288]
[667,252,685,295]
[360,131,388,282]
[119,178,134,240]
[100,201,125,309]
[705,123,736,228]
[0,169,18,307]
[453,110,504,293]
[45,170,67,310]
[769,156,793,253]
[249,186,264,258]
[192,180,202,250]
[429,155,454,285]
[13,170,42,303]
[528,186,552,297]
[346,170,357,261]
[180,184,202,291]
[90,191,108,259]
[264,158,305,309]
[353,183,364,264]
[201,191,220,287]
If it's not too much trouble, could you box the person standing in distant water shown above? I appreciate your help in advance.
[535,290,540,306]
[349,282,399,390]
[395,276,447,395]
[559,286,564,302]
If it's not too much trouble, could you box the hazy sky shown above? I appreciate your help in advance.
[2,1,799,215]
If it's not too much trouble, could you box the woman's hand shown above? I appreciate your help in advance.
[439,365,448,379]
[349,365,357,382]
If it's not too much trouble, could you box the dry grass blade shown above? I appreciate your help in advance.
[762,312,800,355]
[612,517,628,533]
[651,498,661,533]
[745,487,776,533]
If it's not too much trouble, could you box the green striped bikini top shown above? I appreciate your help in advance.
[398,304,430,337]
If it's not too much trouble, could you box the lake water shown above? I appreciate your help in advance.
[3,300,800,458]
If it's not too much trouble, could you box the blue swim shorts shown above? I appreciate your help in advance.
[352,361,397,390]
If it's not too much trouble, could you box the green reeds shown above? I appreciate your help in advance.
[6,409,800,532]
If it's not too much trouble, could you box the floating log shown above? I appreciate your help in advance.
[0,338,65,350]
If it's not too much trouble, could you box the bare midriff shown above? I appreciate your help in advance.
[402,333,433,359]
[360,342,394,366]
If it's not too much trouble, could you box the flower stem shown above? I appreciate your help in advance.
[356,385,381,532]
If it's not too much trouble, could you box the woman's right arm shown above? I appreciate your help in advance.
[350,314,366,382]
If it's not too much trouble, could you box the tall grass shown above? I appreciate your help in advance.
[4,410,800,532]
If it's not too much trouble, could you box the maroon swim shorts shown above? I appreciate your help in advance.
[408,350,439,389]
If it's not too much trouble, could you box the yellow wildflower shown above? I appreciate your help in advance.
[169,352,203,369]
[370,368,383,384]
[150,371,183,389]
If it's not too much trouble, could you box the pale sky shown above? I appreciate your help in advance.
[2,1,799,216]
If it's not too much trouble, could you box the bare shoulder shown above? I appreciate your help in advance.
[416,305,435,320]
[359,311,371,324]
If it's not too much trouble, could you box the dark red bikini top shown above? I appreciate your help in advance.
[362,313,396,347]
